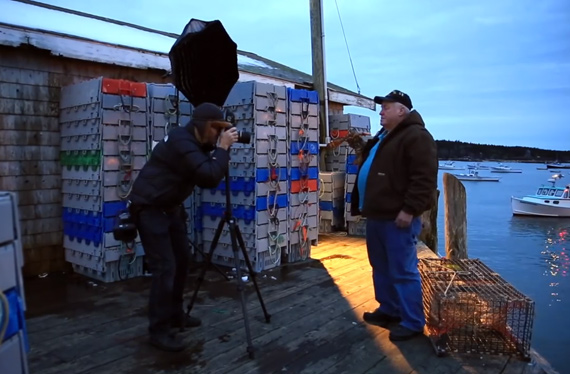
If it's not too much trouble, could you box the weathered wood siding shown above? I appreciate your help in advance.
[0,45,168,276]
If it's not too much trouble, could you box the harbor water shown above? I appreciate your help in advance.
[435,161,569,371]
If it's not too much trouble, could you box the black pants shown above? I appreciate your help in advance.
[135,205,190,336]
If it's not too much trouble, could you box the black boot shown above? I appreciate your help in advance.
[149,333,187,352]
[363,309,401,328]
[171,313,202,328]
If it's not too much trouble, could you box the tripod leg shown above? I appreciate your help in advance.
[235,225,271,323]
[186,218,225,318]
[228,219,256,359]
[191,244,230,281]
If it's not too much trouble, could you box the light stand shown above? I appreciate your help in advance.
[185,170,271,359]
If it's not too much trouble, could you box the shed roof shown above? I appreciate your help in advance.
[0,0,375,109]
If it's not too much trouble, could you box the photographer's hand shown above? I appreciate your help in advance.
[219,127,238,150]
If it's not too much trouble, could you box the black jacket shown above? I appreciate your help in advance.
[128,124,229,208]
[350,110,438,219]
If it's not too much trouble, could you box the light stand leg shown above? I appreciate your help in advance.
[228,218,256,359]
[234,223,271,323]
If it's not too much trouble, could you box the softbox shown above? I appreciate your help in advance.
[169,19,239,107]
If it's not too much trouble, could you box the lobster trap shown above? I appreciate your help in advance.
[419,258,535,359]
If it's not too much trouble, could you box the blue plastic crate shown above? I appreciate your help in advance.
[287,88,319,104]
[63,222,103,247]
[2,288,29,352]
[256,168,288,183]
[256,194,288,211]
[290,167,319,181]
[346,193,352,204]
[102,201,127,218]
[201,203,256,224]
[290,141,319,156]
[319,201,333,211]
[347,164,359,174]
[214,177,256,194]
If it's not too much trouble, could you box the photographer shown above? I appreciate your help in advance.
[128,102,238,352]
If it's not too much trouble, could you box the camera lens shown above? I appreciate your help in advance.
[237,131,251,144]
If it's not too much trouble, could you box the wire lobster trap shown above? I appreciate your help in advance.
[419,258,535,359]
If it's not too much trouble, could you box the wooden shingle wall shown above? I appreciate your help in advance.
[0,45,167,276]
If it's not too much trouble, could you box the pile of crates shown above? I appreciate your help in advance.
[318,172,345,232]
[325,114,371,236]
[59,78,193,282]
[0,192,29,374]
[286,88,319,262]
[197,82,321,271]
[199,81,290,272]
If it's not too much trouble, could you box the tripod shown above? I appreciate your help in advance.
[185,170,271,359]
[188,237,229,281]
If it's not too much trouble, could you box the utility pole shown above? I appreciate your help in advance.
[310,0,330,165]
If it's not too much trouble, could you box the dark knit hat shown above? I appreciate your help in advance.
[191,102,232,131]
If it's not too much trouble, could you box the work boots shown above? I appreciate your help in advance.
[149,333,187,352]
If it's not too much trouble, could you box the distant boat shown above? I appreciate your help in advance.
[467,162,490,170]
[490,163,522,173]
[546,162,570,169]
[453,170,500,182]
[439,161,464,170]
[511,173,570,217]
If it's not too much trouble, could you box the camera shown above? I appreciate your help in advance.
[224,109,251,144]
[113,211,138,242]
[235,128,251,144]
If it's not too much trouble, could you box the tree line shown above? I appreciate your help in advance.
[436,140,570,162]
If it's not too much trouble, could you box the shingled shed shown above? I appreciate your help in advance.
[0,1,374,277]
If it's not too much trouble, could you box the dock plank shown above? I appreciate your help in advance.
[23,236,553,374]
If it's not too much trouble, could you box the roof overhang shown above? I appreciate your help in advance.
[0,23,375,110]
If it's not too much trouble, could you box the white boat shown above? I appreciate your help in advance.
[439,161,464,170]
[453,170,500,182]
[490,163,522,173]
[511,174,570,217]
[467,162,490,170]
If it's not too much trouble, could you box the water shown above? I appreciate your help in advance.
[435,162,570,371]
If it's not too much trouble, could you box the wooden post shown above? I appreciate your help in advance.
[443,173,468,259]
[309,0,330,168]
[419,189,440,254]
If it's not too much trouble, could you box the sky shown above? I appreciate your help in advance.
[2,0,569,150]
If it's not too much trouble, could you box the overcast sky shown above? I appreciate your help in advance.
[4,0,569,150]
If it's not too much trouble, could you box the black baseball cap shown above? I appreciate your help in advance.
[374,90,413,110]
[192,102,232,129]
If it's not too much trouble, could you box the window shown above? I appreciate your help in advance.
[555,190,563,197]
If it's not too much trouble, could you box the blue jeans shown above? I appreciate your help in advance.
[365,217,425,331]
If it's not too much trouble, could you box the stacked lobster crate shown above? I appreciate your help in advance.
[318,171,345,233]
[199,81,289,272]
[0,192,29,373]
[60,78,193,282]
[59,77,147,282]
[327,114,371,236]
[286,88,320,262]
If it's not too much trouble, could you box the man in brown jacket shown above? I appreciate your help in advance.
[351,90,438,341]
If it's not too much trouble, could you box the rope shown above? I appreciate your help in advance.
[334,0,360,94]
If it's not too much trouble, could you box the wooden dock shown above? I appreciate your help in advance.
[24,235,556,374]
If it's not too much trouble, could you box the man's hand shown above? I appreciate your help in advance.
[219,127,238,150]
[395,210,413,228]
